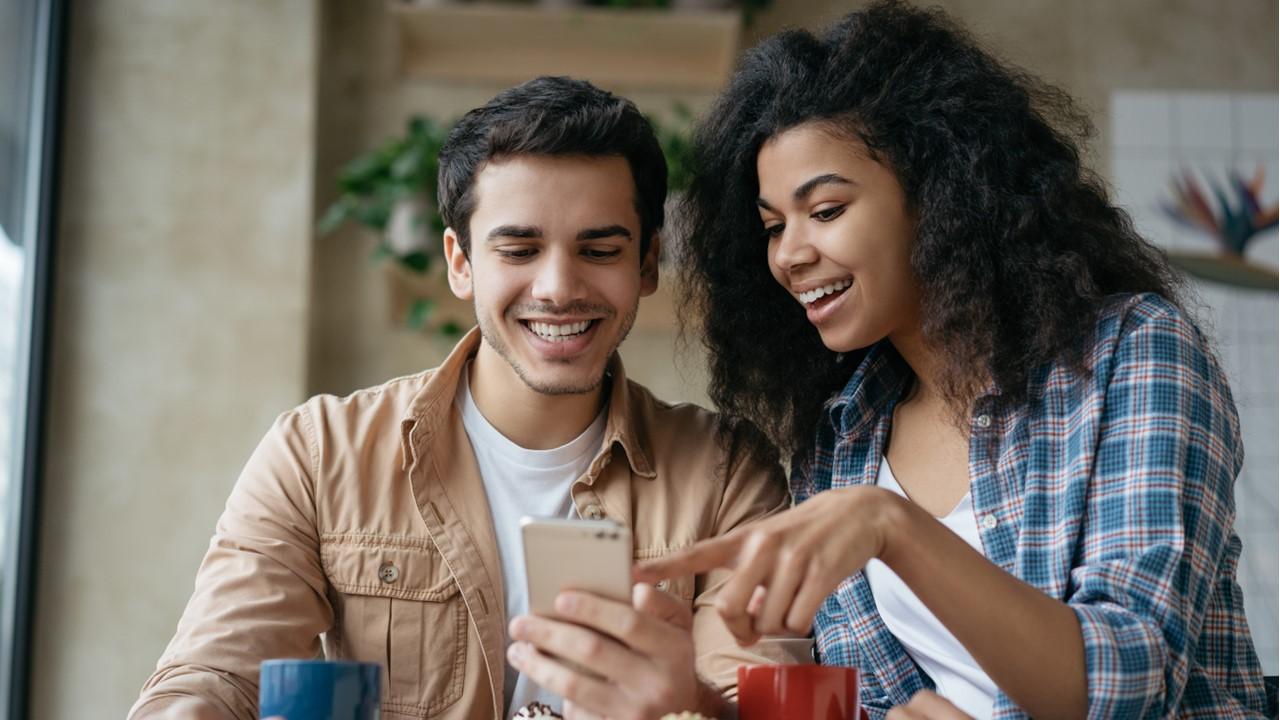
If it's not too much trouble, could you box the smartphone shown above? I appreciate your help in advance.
[520,516,633,618]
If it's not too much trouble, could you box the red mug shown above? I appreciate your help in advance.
[738,664,863,720]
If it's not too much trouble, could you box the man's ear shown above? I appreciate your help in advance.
[443,227,474,300]
[639,233,661,297]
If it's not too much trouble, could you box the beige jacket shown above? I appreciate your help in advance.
[131,330,810,720]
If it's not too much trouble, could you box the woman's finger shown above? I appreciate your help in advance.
[712,530,778,645]
[633,533,742,583]
[753,546,806,636]
[784,564,842,636]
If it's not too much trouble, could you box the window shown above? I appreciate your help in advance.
[0,0,65,716]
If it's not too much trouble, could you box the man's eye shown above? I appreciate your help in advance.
[813,205,845,221]
[497,248,536,259]
[583,248,622,260]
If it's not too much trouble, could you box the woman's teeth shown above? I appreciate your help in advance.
[528,320,592,341]
[797,279,853,305]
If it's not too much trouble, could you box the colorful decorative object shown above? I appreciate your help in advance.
[1161,166,1278,290]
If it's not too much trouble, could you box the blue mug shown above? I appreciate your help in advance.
[259,659,380,720]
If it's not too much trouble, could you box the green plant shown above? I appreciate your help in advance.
[318,116,450,275]
[652,103,696,194]
[318,116,462,334]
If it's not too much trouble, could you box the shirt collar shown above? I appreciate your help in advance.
[400,326,656,480]
[828,340,914,438]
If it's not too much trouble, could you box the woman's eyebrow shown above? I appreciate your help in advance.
[793,173,854,200]
[757,173,854,210]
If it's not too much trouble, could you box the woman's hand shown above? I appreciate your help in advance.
[634,486,904,645]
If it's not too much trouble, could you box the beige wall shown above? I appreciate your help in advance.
[309,0,1277,403]
[30,0,1276,717]
[746,0,1278,170]
[308,0,718,404]
[32,2,318,718]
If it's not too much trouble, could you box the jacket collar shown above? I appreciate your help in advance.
[399,327,656,479]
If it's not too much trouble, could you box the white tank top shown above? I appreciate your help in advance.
[863,456,998,719]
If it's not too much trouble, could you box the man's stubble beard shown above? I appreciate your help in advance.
[474,301,639,397]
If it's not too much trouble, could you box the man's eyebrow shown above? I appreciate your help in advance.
[756,173,855,210]
[577,225,632,241]
[486,225,541,241]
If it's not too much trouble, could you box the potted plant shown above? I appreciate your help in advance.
[318,116,464,334]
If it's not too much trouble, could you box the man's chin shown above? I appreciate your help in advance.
[515,362,608,397]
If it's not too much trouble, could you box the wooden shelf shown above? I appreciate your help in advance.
[1167,251,1279,291]
[390,2,740,91]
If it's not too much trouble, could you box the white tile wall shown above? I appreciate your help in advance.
[1112,91,1279,674]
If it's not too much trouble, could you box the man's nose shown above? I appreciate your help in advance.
[530,250,588,306]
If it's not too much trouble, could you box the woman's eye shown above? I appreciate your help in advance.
[583,248,622,260]
[763,224,784,239]
[813,205,845,221]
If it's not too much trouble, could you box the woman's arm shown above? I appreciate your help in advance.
[640,303,1247,719]
[876,492,1087,718]
[638,486,1088,719]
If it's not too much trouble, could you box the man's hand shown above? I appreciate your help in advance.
[507,583,727,720]
[634,486,901,646]
[886,690,973,719]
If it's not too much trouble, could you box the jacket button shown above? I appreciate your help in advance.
[980,515,998,530]
[975,414,992,429]
[583,504,604,520]
[379,562,400,584]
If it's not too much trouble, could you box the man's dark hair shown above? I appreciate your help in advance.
[437,76,667,258]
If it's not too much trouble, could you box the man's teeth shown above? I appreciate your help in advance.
[797,279,853,305]
[528,320,592,341]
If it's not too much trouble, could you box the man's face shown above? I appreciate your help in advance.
[445,154,659,396]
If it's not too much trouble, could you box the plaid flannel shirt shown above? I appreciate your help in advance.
[792,294,1266,719]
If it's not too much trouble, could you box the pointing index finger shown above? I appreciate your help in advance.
[633,533,742,584]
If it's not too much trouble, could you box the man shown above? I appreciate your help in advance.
[131,77,808,720]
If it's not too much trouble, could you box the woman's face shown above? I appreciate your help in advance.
[757,122,922,354]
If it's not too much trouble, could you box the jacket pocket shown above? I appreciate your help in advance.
[321,534,467,718]
[635,547,697,603]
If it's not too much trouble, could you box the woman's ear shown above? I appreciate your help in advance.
[443,227,474,300]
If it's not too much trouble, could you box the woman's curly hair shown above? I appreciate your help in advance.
[677,0,1184,460]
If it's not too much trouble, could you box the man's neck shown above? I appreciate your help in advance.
[468,343,607,450]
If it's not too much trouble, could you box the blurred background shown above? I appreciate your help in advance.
[0,1,1274,718]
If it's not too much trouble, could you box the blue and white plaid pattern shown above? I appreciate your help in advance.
[792,294,1267,719]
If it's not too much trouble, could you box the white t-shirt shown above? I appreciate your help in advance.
[456,367,607,716]
[864,456,998,719]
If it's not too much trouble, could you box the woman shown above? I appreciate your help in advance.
[637,2,1266,718]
